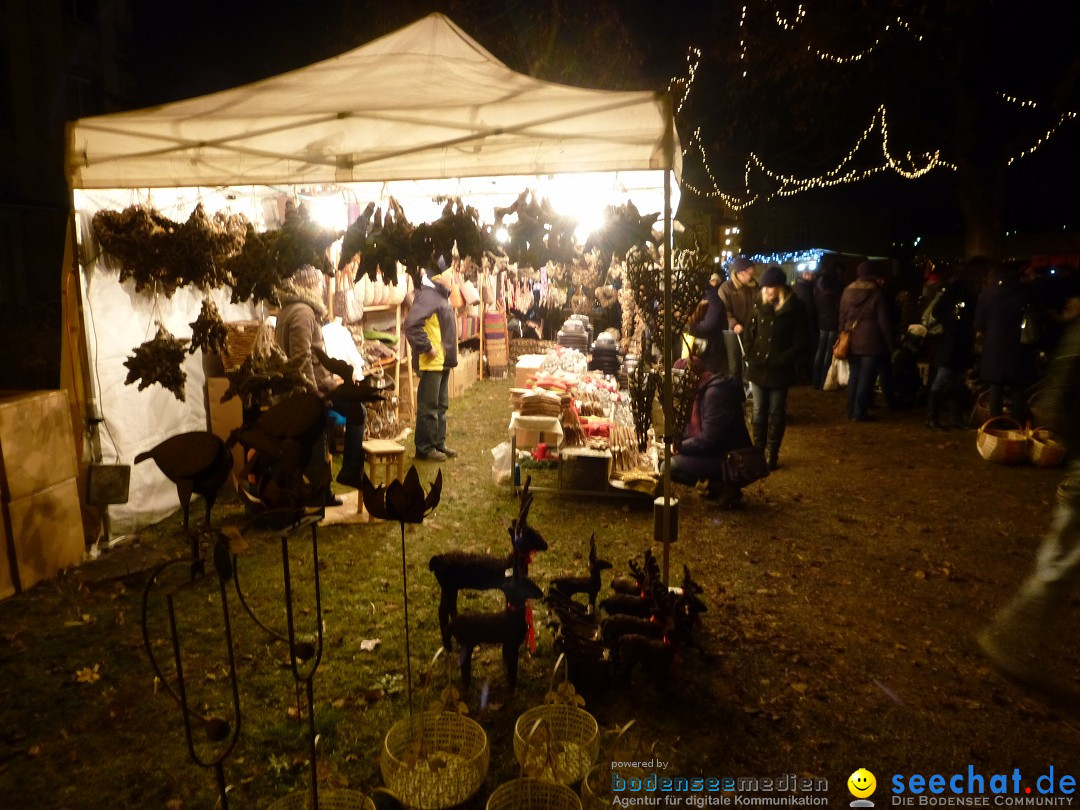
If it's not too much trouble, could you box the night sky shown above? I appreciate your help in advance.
[123,1,1080,253]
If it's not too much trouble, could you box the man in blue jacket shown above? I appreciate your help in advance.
[404,261,459,461]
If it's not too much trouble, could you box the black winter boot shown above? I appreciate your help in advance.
[766,423,785,471]
[926,391,947,430]
[752,421,768,450]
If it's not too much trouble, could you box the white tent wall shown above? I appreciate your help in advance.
[67,13,680,532]
[74,188,266,533]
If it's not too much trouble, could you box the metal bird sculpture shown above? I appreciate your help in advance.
[134,430,233,559]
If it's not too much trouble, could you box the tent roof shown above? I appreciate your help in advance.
[67,13,680,190]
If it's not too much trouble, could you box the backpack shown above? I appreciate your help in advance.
[921,289,945,336]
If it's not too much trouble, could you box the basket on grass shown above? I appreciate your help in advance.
[1028,426,1066,468]
[380,650,489,809]
[580,721,646,810]
[488,717,582,810]
[513,655,599,786]
[976,417,1029,465]
[267,789,375,810]
[486,777,582,810]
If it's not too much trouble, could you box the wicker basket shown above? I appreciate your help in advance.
[380,651,489,809]
[1028,426,1066,468]
[486,777,582,810]
[579,721,645,810]
[976,417,1029,465]
[514,657,599,786]
[381,711,489,809]
[266,789,375,810]
[224,320,271,371]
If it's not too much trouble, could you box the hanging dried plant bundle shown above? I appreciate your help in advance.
[92,205,177,293]
[627,331,658,452]
[668,248,714,335]
[625,247,661,336]
[584,201,660,261]
[225,223,286,306]
[92,204,248,296]
[357,198,414,285]
[670,360,702,449]
[220,341,309,407]
[123,325,190,401]
[274,200,340,278]
[165,204,247,292]
[188,299,229,356]
[338,202,376,270]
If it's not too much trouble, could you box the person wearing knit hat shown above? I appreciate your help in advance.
[719,256,758,335]
[403,262,459,461]
[839,259,896,422]
[742,265,807,470]
[274,264,358,506]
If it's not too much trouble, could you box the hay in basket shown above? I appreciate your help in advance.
[1028,426,1066,468]
[486,777,582,810]
[380,650,489,809]
[514,654,599,786]
[266,788,375,810]
[579,721,648,810]
[976,417,1029,465]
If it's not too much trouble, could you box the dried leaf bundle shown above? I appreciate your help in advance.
[188,299,229,356]
[123,325,189,401]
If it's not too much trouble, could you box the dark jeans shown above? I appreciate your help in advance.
[415,368,451,455]
[988,382,1029,423]
[333,406,365,480]
[847,353,883,420]
[813,329,838,389]
[749,382,788,431]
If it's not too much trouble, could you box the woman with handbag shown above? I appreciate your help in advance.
[666,357,754,509]
[743,265,808,470]
[838,261,895,422]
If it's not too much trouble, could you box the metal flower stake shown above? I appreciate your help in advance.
[140,533,242,809]
[362,466,442,715]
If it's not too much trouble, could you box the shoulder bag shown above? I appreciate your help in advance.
[722,446,770,486]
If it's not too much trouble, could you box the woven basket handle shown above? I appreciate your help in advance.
[979,416,1022,436]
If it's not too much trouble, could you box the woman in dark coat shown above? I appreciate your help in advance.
[688,280,729,374]
[812,266,842,390]
[668,366,752,508]
[743,265,808,469]
[839,261,895,422]
[925,276,976,429]
[974,260,1034,422]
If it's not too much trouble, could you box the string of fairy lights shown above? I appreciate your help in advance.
[678,2,1079,209]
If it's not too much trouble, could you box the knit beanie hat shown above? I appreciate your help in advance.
[856,260,877,279]
[291,264,324,289]
[730,256,754,275]
[759,264,787,287]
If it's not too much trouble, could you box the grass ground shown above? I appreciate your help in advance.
[0,373,1076,808]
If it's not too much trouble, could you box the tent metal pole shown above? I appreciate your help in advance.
[660,93,675,588]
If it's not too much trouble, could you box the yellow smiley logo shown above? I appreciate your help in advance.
[848,768,877,798]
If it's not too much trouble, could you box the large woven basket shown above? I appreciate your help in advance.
[1028,426,1066,468]
[486,777,582,810]
[266,789,375,810]
[223,320,270,371]
[579,720,645,810]
[381,711,489,809]
[514,656,599,786]
[976,417,1029,465]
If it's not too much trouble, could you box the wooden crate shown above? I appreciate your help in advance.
[0,390,79,502]
[6,478,84,594]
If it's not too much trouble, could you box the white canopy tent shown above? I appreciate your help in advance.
[65,13,681,533]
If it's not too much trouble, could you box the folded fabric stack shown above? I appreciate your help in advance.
[519,390,563,418]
